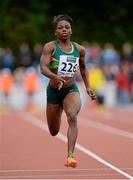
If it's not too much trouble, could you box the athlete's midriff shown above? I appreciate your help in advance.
[49,68,75,88]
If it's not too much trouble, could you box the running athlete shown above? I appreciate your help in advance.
[40,14,96,168]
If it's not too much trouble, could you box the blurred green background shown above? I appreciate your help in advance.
[0,0,133,50]
[0,0,133,109]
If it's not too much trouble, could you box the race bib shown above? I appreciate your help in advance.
[57,55,79,77]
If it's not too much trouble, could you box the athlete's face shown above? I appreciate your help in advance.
[55,20,72,40]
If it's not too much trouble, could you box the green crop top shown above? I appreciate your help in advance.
[50,40,80,77]
[50,40,80,69]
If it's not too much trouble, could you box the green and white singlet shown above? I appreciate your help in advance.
[50,40,80,77]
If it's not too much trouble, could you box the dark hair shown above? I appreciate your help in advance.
[52,14,73,29]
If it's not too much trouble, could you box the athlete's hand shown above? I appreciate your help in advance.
[52,75,65,83]
[52,75,66,89]
[86,88,96,101]
[58,81,63,90]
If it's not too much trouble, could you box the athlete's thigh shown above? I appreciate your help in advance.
[63,92,81,115]
[46,103,63,129]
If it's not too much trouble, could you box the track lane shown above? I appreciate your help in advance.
[0,109,133,179]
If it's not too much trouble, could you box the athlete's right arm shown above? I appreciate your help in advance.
[40,42,65,84]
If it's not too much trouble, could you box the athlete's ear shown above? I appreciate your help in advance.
[55,32,57,36]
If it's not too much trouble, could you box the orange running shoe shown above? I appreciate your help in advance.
[64,157,77,168]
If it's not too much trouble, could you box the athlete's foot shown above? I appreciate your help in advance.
[64,157,77,168]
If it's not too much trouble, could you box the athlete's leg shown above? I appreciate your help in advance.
[46,104,63,136]
[63,92,81,156]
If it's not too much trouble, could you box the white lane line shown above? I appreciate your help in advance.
[79,116,133,139]
[0,179,88,180]
[21,112,133,179]
[1,179,85,180]
[0,173,126,178]
[1,167,133,172]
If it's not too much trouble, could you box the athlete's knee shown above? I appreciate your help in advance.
[67,112,77,125]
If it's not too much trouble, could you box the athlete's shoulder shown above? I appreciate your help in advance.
[43,41,55,50]
[73,42,85,55]
[42,41,56,54]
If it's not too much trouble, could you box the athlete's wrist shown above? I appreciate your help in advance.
[50,74,58,81]
[86,87,91,91]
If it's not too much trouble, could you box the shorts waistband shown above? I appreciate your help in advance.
[48,83,77,91]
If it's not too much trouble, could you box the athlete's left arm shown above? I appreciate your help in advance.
[78,45,96,100]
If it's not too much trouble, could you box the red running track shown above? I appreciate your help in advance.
[0,106,133,179]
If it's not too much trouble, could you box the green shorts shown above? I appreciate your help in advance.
[47,83,79,104]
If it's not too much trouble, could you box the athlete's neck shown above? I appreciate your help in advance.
[58,39,72,52]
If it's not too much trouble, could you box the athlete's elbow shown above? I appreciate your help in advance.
[40,67,43,74]
[40,66,46,76]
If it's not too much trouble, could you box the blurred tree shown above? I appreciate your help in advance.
[0,0,50,50]
[0,0,133,50]
[48,0,133,47]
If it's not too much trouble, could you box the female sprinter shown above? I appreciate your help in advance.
[40,14,96,168]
